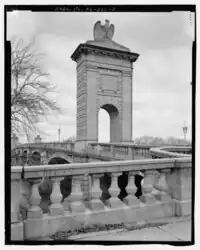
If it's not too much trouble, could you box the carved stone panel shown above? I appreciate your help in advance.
[100,74,118,93]
[97,68,122,95]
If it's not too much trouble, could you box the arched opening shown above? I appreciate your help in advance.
[48,157,70,164]
[98,104,119,143]
[98,108,110,142]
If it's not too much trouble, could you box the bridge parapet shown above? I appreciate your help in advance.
[88,143,192,160]
[11,156,192,240]
[22,141,75,151]
[12,143,122,166]
[88,142,155,160]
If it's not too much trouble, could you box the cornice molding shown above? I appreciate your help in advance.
[71,43,139,63]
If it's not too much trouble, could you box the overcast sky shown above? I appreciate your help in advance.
[7,11,194,142]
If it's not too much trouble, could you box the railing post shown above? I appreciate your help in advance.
[123,172,140,206]
[68,175,85,213]
[50,177,64,216]
[24,178,43,239]
[140,170,157,204]
[89,174,104,211]
[27,178,43,219]
[107,172,123,208]
[11,171,24,240]
[127,147,133,160]
[169,159,192,216]
[154,169,171,201]
[110,145,115,158]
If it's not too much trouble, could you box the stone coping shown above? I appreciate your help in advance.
[150,146,191,158]
[11,157,191,180]
[90,142,191,149]
[90,142,153,149]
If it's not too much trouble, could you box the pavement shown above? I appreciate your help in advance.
[71,220,192,242]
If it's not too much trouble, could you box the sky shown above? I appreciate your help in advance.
[7,10,194,143]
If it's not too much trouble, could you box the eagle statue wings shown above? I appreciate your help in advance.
[93,19,115,40]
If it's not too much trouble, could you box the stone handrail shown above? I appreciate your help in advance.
[21,142,75,150]
[150,146,192,159]
[11,156,192,240]
[12,158,180,179]
[89,143,192,160]
[89,142,154,159]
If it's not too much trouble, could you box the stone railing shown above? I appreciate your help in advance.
[22,142,75,151]
[13,144,123,164]
[11,156,192,240]
[150,146,192,159]
[88,143,154,160]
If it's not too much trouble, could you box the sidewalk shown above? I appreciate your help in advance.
[72,220,191,241]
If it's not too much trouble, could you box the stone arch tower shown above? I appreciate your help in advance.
[71,20,139,149]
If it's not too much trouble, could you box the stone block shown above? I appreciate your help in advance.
[123,195,141,206]
[174,199,191,216]
[104,207,127,224]
[50,204,64,216]
[27,207,43,219]
[24,218,43,239]
[122,201,174,223]
[89,199,105,211]
[154,193,171,202]
[107,197,124,209]
[70,201,86,213]
[11,222,24,241]
[140,194,156,204]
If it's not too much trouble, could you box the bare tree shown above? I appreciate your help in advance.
[11,37,60,141]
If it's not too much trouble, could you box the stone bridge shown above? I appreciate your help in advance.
[12,141,192,167]
[11,142,124,166]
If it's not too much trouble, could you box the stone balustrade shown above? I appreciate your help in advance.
[11,156,192,240]
[89,143,153,159]
[22,142,75,151]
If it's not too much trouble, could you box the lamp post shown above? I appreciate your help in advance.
[58,128,61,142]
[182,121,188,145]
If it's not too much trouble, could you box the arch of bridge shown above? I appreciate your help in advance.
[14,146,74,164]
[45,152,73,164]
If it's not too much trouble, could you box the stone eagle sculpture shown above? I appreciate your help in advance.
[93,19,115,40]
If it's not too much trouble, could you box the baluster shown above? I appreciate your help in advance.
[68,175,85,213]
[107,173,123,208]
[90,174,104,211]
[140,170,157,204]
[123,172,140,206]
[154,169,171,201]
[127,147,133,160]
[111,145,115,158]
[50,177,64,216]
[27,178,43,219]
